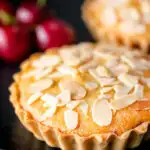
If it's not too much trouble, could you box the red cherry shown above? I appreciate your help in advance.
[35,18,75,50]
[16,1,45,26]
[0,25,30,63]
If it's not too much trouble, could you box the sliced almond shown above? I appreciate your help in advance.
[85,81,98,91]
[79,60,99,72]
[89,69,115,86]
[41,94,58,107]
[48,71,63,79]
[133,84,144,99]
[64,110,78,130]
[79,101,88,116]
[96,66,111,77]
[66,100,81,109]
[111,94,138,110]
[32,55,61,68]
[99,94,112,100]
[114,84,132,98]
[27,92,42,105]
[118,73,139,88]
[57,65,77,77]
[59,80,86,100]
[40,106,57,121]
[57,90,71,106]
[92,99,112,126]
[100,87,113,94]
[29,79,53,93]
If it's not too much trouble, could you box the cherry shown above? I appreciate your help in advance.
[0,1,14,25]
[0,25,30,63]
[35,18,75,50]
[16,1,46,26]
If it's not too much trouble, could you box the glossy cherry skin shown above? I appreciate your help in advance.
[0,25,30,63]
[35,18,75,50]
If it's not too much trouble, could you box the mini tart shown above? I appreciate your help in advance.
[82,0,150,54]
[9,43,150,150]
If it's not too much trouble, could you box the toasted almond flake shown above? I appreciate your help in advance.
[141,77,150,88]
[59,80,86,100]
[35,67,53,80]
[89,69,115,86]
[105,59,118,68]
[99,94,111,100]
[57,65,77,77]
[133,84,144,99]
[114,84,132,98]
[66,100,81,109]
[85,81,98,91]
[96,66,111,77]
[119,22,145,34]
[100,7,117,26]
[101,87,113,94]
[32,55,61,68]
[29,79,53,93]
[111,94,138,110]
[40,106,57,121]
[106,0,128,7]
[48,71,63,79]
[121,56,148,70]
[64,110,78,130]
[79,101,88,116]
[79,60,99,72]
[22,69,42,78]
[41,94,58,107]
[92,99,112,126]
[94,51,117,60]
[27,92,42,105]
[57,90,71,106]
[118,73,139,88]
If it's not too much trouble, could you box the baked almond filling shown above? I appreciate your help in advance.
[17,43,150,136]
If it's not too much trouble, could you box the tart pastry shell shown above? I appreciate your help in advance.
[9,73,150,150]
[82,0,150,54]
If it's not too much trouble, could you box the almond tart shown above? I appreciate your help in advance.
[9,43,150,150]
[82,0,150,54]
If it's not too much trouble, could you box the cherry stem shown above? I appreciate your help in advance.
[37,0,47,7]
[0,11,16,25]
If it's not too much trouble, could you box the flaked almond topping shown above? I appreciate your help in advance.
[121,56,148,70]
[27,92,42,105]
[40,106,57,121]
[64,110,78,130]
[106,0,128,7]
[79,101,88,116]
[114,84,132,98]
[118,73,139,88]
[92,99,112,126]
[57,65,77,77]
[57,90,71,106]
[41,94,58,107]
[48,71,63,79]
[94,51,117,60]
[59,80,86,100]
[79,60,99,72]
[119,21,145,34]
[96,66,111,77]
[100,7,117,26]
[35,67,53,80]
[89,69,115,86]
[141,1,150,23]
[100,87,113,94]
[99,94,111,100]
[29,79,53,93]
[105,59,118,68]
[133,84,144,99]
[85,81,98,91]
[22,69,42,78]
[111,94,138,110]
[141,77,150,88]
[66,100,81,109]
[110,64,129,76]
[32,55,61,68]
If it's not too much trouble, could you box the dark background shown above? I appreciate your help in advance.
[0,0,149,149]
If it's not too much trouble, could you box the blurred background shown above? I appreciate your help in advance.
[0,0,149,150]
